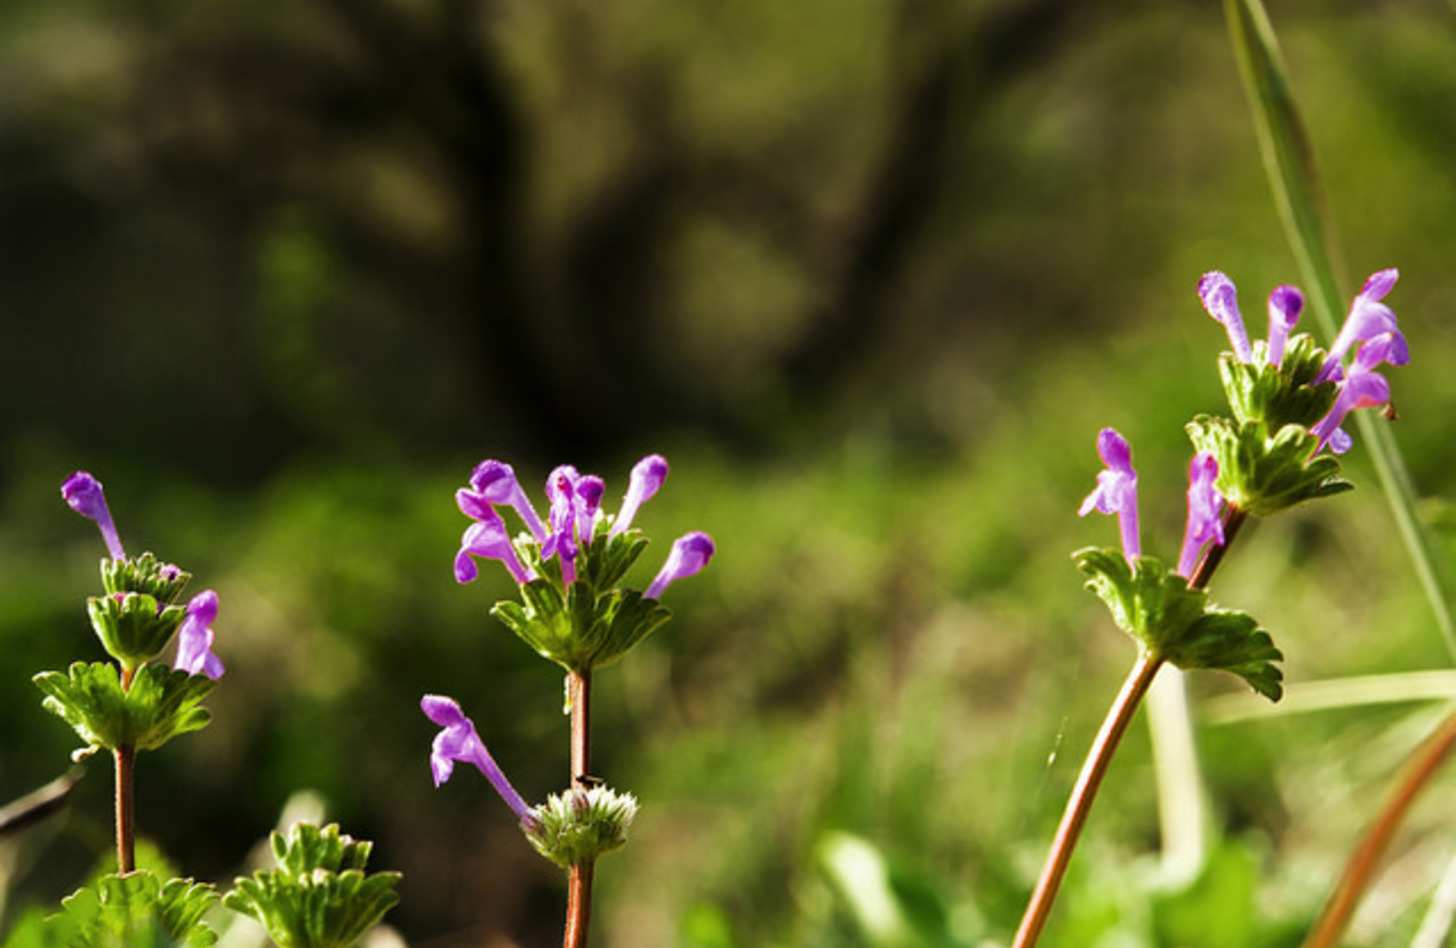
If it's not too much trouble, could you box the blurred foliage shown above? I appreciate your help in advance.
[1,0,1455,946]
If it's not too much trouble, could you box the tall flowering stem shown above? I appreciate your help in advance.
[1013,513,1240,948]
[441,453,714,948]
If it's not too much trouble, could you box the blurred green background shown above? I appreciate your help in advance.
[2,0,1454,945]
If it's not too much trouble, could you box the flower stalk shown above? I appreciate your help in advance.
[565,669,593,948]
[1012,651,1164,948]
[114,744,135,874]
[1300,708,1456,948]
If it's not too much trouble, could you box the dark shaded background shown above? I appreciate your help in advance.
[2,0,1454,945]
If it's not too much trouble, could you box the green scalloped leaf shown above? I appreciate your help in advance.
[86,594,187,669]
[33,662,214,754]
[100,553,192,605]
[1074,548,1283,700]
[491,579,672,673]
[17,871,218,948]
[1186,414,1351,517]
[224,823,400,948]
[1218,334,1337,430]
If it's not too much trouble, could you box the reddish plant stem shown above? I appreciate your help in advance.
[564,669,594,948]
[1301,708,1456,948]
[114,746,135,874]
[1190,508,1248,592]
[1012,651,1164,948]
[116,664,137,874]
[1014,505,1247,947]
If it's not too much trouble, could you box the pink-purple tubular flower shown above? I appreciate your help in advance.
[174,589,225,680]
[646,531,716,600]
[468,460,547,541]
[421,694,535,825]
[1317,269,1409,383]
[1310,334,1400,454]
[1079,428,1141,565]
[1265,285,1304,366]
[542,466,583,586]
[1177,453,1225,578]
[1198,272,1254,364]
[611,454,669,537]
[455,510,535,584]
[61,471,126,560]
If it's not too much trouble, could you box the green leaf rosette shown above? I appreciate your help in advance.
[1186,415,1350,517]
[101,552,192,605]
[86,594,188,670]
[1217,333,1338,430]
[33,662,214,756]
[1075,548,1283,701]
[493,530,673,672]
[224,823,401,948]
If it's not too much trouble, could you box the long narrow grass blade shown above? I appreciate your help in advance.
[1224,0,1456,659]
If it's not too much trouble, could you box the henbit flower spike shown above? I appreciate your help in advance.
[455,507,536,585]
[1310,334,1401,454]
[1199,271,1254,364]
[468,459,547,542]
[1265,285,1304,367]
[645,531,716,600]
[421,694,536,827]
[611,454,670,538]
[1317,269,1409,383]
[1177,453,1226,578]
[61,471,126,561]
[174,590,225,680]
[1079,428,1141,564]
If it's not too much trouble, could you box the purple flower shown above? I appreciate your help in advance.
[61,471,126,560]
[1310,334,1401,454]
[611,454,669,537]
[467,460,547,541]
[1177,453,1225,578]
[421,694,535,826]
[1198,272,1254,364]
[576,475,605,543]
[174,590,225,680]
[541,465,583,586]
[1265,285,1304,366]
[1317,269,1409,383]
[455,507,535,584]
[1079,428,1141,564]
[645,531,715,599]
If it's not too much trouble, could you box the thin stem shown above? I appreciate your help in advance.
[1012,651,1164,948]
[115,664,137,875]
[114,746,135,874]
[1301,708,1456,948]
[1190,507,1248,592]
[564,669,594,948]
[1013,506,1249,946]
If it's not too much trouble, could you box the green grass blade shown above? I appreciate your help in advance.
[1224,0,1456,659]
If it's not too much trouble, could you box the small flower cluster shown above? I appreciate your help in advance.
[1072,270,1406,700]
[61,472,223,679]
[454,454,713,598]
[1199,268,1407,454]
[1079,429,1224,580]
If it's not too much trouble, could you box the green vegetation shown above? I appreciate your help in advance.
[1,0,1454,946]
